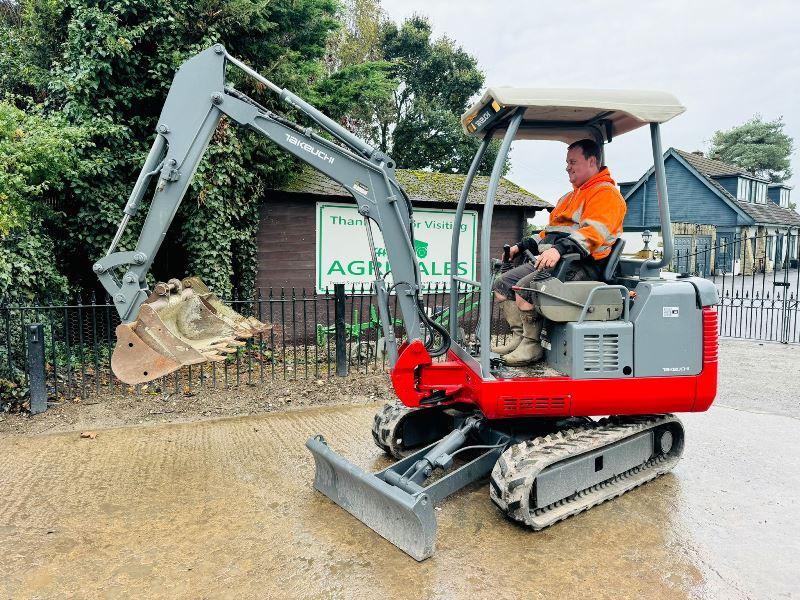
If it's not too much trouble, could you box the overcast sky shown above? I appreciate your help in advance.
[381,0,800,221]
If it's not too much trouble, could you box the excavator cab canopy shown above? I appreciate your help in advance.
[460,88,685,143]
[452,87,686,378]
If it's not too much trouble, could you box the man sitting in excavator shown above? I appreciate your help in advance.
[492,138,627,366]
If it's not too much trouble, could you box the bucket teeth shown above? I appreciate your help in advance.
[182,276,272,335]
[207,343,239,354]
[111,276,271,385]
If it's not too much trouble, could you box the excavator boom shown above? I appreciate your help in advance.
[95,45,442,385]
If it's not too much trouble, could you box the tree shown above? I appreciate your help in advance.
[380,16,506,175]
[329,10,505,175]
[325,0,385,71]
[1,0,394,300]
[708,116,794,183]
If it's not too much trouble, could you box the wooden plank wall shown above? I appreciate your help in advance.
[255,194,316,292]
[255,192,525,293]
[623,155,740,229]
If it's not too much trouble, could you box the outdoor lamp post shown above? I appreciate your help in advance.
[642,229,652,252]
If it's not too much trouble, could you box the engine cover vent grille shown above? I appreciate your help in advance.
[583,333,620,372]
[500,396,568,415]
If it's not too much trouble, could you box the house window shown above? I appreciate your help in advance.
[738,178,767,203]
[766,235,774,259]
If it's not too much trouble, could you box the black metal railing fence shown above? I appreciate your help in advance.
[0,283,498,405]
[667,227,798,343]
[3,227,798,407]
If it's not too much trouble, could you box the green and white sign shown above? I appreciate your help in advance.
[316,202,477,293]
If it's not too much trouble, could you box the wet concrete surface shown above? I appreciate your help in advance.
[1,339,798,599]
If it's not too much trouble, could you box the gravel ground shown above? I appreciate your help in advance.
[2,364,799,599]
[2,338,797,437]
[0,371,395,437]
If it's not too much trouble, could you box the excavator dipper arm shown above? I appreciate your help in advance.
[94,45,441,381]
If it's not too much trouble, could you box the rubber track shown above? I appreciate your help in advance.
[489,414,683,530]
[371,402,414,459]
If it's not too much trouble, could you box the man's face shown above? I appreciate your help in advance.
[566,146,598,187]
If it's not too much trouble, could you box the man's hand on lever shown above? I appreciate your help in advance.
[534,247,561,270]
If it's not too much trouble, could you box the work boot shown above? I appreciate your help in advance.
[491,300,524,355]
[503,310,543,366]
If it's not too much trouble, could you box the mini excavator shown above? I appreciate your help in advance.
[97,47,719,561]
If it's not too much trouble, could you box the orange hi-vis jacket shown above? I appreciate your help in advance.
[540,167,627,260]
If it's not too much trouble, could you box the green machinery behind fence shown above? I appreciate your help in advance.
[314,293,481,362]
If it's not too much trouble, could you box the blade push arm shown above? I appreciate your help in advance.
[93,44,431,361]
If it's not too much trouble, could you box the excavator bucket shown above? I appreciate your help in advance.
[306,435,437,561]
[181,277,267,335]
[111,277,270,385]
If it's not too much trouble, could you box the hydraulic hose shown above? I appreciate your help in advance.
[385,186,451,357]
[418,300,451,357]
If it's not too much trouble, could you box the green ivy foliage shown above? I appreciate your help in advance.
[0,378,29,413]
[0,99,98,301]
[0,230,70,302]
[2,0,398,301]
[45,0,346,299]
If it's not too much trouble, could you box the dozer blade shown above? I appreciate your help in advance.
[306,435,437,561]
[111,277,270,385]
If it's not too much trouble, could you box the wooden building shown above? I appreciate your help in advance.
[256,166,550,292]
[620,148,800,274]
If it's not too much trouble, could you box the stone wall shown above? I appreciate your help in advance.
[740,226,756,275]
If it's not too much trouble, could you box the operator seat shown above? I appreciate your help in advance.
[539,239,628,323]
[552,238,626,283]
[601,238,626,282]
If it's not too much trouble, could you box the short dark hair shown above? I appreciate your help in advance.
[567,139,602,165]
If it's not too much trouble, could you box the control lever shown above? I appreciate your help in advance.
[499,244,515,273]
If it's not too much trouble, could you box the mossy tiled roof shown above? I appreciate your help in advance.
[677,149,800,226]
[674,149,763,180]
[279,166,551,208]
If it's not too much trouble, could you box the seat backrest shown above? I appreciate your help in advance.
[603,239,626,281]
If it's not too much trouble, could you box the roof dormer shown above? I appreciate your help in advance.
[737,177,769,203]
[768,183,792,208]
